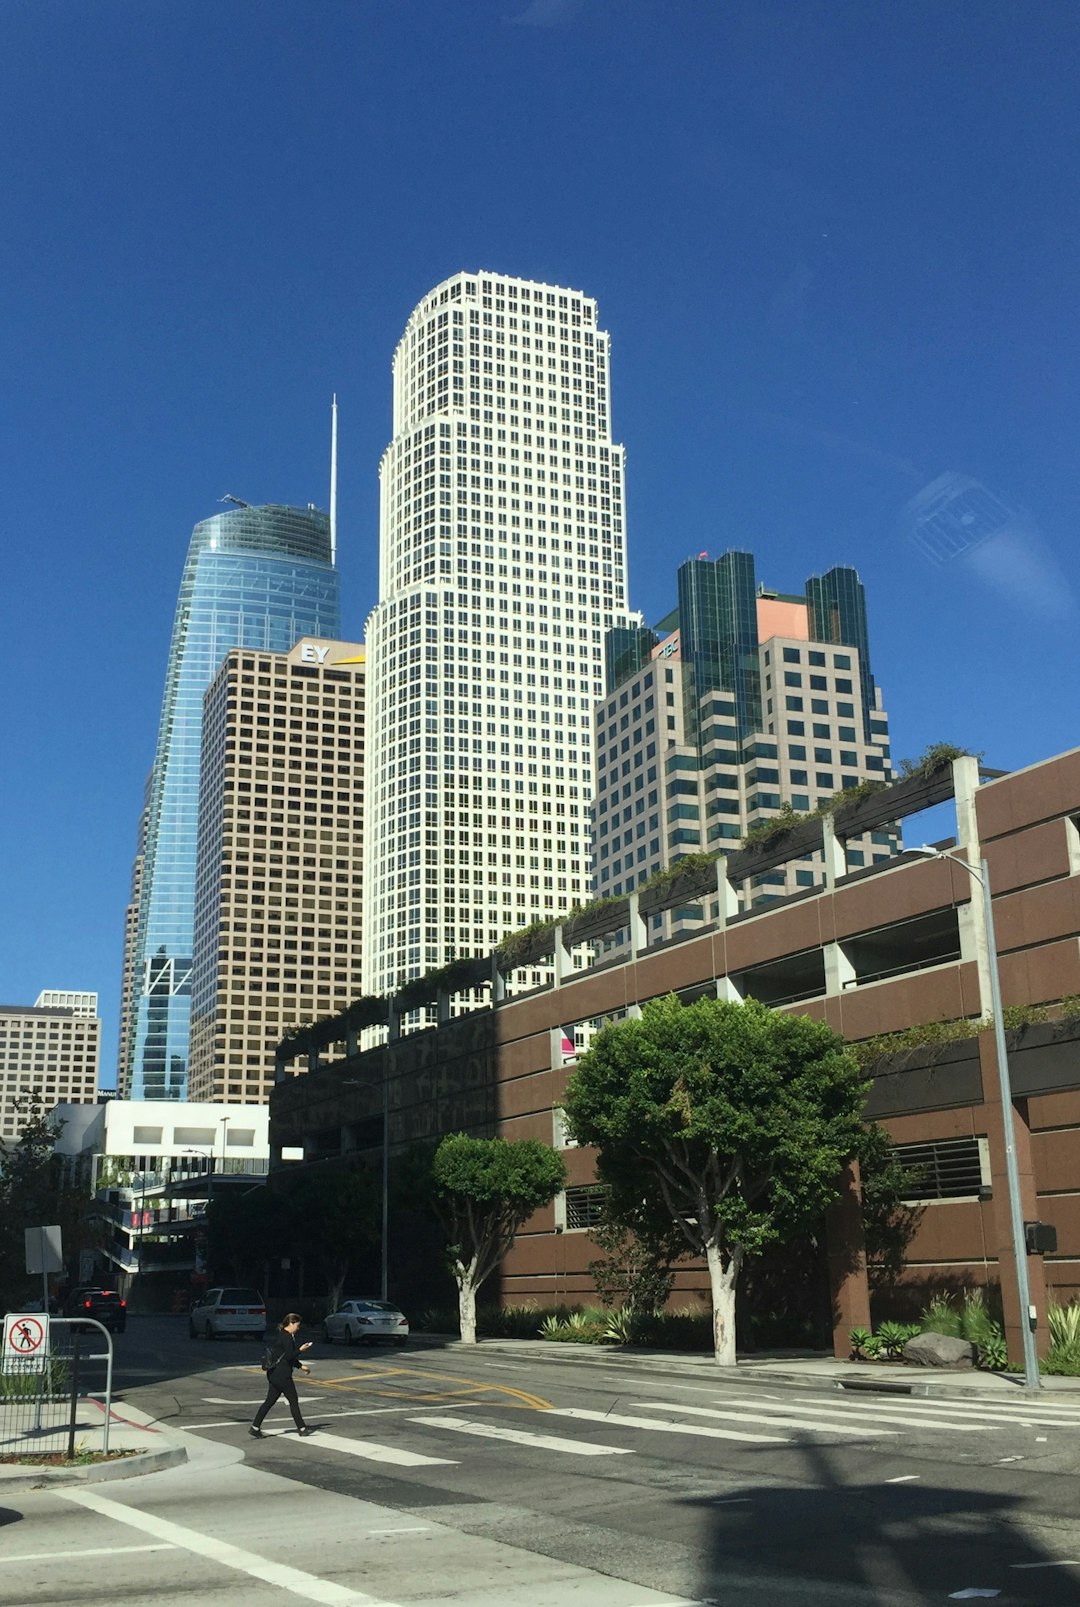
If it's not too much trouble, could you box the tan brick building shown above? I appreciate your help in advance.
[188,638,365,1104]
[0,991,100,1143]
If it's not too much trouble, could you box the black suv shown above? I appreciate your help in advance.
[63,1287,127,1333]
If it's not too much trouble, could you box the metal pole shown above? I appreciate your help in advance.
[381,1059,389,1302]
[978,857,1041,1391]
[66,1332,82,1461]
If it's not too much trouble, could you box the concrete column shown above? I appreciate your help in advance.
[824,1158,872,1358]
[714,856,739,929]
[715,976,742,1003]
[952,754,982,859]
[980,1032,1049,1359]
[821,815,848,888]
[437,990,451,1025]
[345,1027,358,1058]
[490,953,506,1003]
[824,940,856,997]
[553,922,572,987]
[387,1000,401,1042]
[627,890,648,957]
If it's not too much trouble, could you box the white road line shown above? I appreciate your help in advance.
[292,1429,458,1467]
[631,1401,897,1438]
[1,1545,176,1563]
[1010,1560,1079,1569]
[202,1396,320,1405]
[694,1395,991,1433]
[732,1389,1080,1427]
[886,1475,921,1483]
[551,1407,788,1445]
[59,1488,400,1607]
[410,1414,635,1456]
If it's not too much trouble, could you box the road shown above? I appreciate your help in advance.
[2,1315,1079,1606]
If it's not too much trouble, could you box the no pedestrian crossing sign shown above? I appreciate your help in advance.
[2,1312,51,1374]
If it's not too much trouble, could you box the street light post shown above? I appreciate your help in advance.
[915,847,1041,1391]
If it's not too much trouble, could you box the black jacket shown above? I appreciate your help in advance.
[266,1331,303,1385]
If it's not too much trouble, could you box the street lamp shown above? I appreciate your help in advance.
[909,845,1041,1391]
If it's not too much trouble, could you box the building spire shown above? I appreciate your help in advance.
[330,394,339,565]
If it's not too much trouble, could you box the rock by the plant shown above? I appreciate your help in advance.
[902,1330,974,1368]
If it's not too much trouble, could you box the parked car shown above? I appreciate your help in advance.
[62,1287,127,1333]
[188,1287,267,1340]
[322,1298,409,1346]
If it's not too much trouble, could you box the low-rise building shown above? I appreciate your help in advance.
[270,747,1080,1365]
[51,1098,269,1301]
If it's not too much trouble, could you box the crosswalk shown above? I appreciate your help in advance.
[235,1385,1080,1466]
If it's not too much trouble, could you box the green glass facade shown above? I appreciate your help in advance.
[676,551,762,741]
[805,566,875,740]
[126,505,340,1101]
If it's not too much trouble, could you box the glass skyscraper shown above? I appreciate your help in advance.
[122,504,340,1100]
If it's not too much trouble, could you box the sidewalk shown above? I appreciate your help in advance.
[415,1335,1080,1398]
[0,1397,187,1489]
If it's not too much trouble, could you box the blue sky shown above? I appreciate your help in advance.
[2,1,1078,1086]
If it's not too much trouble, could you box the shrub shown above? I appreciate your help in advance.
[977,1332,1008,1372]
[1042,1341,1080,1377]
[849,1326,873,1360]
[920,1296,963,1338]
[877,1320,916,1359]
[1047,1299,1080,1350]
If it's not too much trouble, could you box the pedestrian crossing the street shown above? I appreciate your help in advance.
[231,1384,1080,1468]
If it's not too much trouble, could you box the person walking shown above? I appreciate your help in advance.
[250,1314,316,1437]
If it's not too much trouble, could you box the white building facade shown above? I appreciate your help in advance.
[363,271,638,1003]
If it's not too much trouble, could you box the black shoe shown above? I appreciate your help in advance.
[248,1426,263,1438]
[297,1426,316,1436]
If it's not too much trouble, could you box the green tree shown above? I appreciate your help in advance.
[0,1093,95,1309]
[430,1135,566,1343]
[279,1168,380,1313]
[205,1186,285,1288]
[562,995,869,1365]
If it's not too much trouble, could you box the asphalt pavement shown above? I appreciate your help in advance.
[1,1316,1078,1606]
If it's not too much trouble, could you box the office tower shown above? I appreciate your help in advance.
[593,553,894,929]
[116,777,150,1096]
[124,504,340,1101]
[363,272,637,1005]
[0,991,100,1144]
[187,637,365,1104]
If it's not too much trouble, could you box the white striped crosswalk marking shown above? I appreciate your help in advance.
[550,1407,788,1444]
[691,1395,990,1432]
[291,1429,457,1467]
[409,1414,634,1456]
[729,1389,1080,1426]
[726,1391,1080,1431]
[631,1401,898,1437]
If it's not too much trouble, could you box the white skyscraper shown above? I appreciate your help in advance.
[363,271,636,1004]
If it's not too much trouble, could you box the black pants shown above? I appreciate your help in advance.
[253,1371,305,1431]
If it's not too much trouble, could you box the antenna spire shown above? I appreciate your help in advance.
[329,394,338,564]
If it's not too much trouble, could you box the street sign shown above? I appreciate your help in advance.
[2,1312,51,1374]
[24,1225,63,1276]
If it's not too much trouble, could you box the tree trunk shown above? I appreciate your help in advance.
[458,1279,478,1344]
[705,1240,737,1366]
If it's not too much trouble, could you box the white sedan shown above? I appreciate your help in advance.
[322,1298,410,1346]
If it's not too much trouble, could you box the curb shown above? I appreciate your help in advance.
[414,1336,1075,1401]
[0,1443,187,1491]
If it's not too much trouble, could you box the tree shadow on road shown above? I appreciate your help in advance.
[683,1438,1076,1605]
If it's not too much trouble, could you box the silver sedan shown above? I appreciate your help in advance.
[322,1298,410,1346]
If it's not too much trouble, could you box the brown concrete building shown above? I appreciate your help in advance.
[188,638,366,1105]
[271,749,1080,1361]
[0,991,101,1144]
